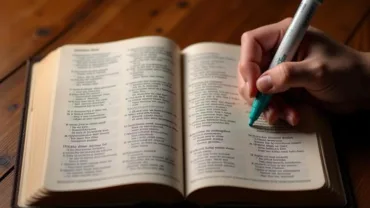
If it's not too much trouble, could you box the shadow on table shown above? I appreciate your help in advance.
[330,110,370,207]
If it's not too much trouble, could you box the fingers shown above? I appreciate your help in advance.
[239,18,293,99]
[239,61,260,98]
[256,60,317,94]
[275,97,300,126]
[240,18,292,64]
[262,96,300,126]
[238,74,254,104]
[238,18,313,127]
[263,101,279,124]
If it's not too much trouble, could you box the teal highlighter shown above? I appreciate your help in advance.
[248,0,323,126]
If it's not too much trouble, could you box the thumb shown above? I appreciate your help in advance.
[256,61,314,94]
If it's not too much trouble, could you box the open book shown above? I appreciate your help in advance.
[14,36,348,207]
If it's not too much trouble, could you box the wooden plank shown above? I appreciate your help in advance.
[0,0,181,192]
[308,0,370,43]
[0,0,369,206]
[228,0,370,44]
[140,0,203,35]
[166,0,370,47]
[0,68,26,179]
[34,0,173,51]
[0,0,172,180]
[15,0,370,54]
[348,11,370,50]
[0,0,102,81]
[0,171,14,208]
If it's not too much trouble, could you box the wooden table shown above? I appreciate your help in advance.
[0,0,369,207]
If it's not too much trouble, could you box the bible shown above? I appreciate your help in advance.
[13,36,351,207]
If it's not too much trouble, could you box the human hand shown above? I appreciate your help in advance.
[238,18,370,126]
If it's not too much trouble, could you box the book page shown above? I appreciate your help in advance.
[182,43,325,195]
[44,37,184,195]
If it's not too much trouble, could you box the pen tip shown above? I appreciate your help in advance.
[248,119,253,127]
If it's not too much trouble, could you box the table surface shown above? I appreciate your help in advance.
[0,0,369,207]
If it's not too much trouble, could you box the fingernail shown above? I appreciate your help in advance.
[265,107,276,125]
[263,111,273,125]
[263,111,267,120]
[257,75,272,92]
[287,114,297,126]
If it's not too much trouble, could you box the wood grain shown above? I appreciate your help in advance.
[34,0,370,55]
[167,0,370,47]
[0,0,165,180]
[0,171,14,208]
[0,0,102,82]
[348,11,370,51]
[0,0,369,207]
[35,0,173,53]
[0,68,26,179]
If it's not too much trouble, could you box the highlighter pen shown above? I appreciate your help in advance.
[248,0,323,126]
